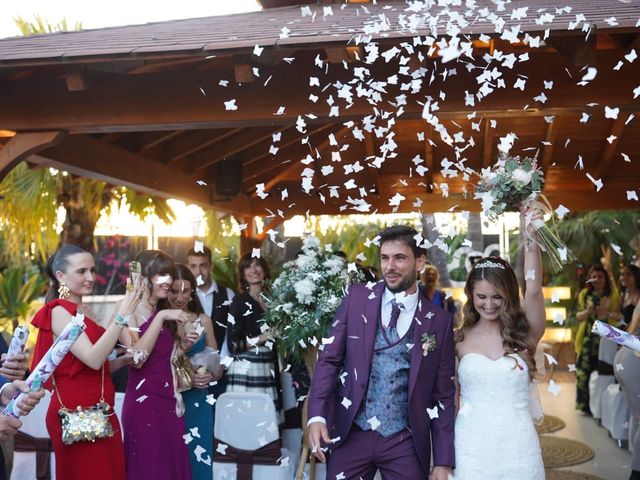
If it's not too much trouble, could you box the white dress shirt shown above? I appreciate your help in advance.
[196,279,235,361]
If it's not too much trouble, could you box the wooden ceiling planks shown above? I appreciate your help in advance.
[0,1,638,218]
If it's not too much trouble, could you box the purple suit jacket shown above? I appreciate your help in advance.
[308,281,456,473]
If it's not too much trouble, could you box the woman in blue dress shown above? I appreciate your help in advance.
[420,263,458,319]
[167,264,223,479]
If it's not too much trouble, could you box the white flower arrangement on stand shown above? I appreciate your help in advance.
[264,236,352,368]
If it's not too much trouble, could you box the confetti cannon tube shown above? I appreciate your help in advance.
[6,325,29,357]
[2,314,86,418]
[592,320,640,353]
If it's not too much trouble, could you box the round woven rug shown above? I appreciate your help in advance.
[545,469,604,480]
[540,436,595,468]
[536,415,566,434]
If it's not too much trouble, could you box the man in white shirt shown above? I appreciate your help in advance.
[186,246,235,415]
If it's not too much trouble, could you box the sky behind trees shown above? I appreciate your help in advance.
[0,0,260,38]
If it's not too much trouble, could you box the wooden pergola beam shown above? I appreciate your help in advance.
[158,128,243,165]
[0,130,67,180]
[234,125,306,168]
[423,124,434,193]
[249,179,637,216]
[242,124,346,190]
[364,131,381,195]
[482,119,494,168]
[1,52,638,133]
[188,127,280,173]
[29,135,254,215]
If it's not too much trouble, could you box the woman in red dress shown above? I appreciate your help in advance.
[31,245,143,480]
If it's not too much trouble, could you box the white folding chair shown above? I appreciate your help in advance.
[12,391,56,480]
[601,383,629,442]
[213,392,293,480]
[589,370,615,419]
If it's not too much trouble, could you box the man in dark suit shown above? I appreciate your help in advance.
[308,225,455,480]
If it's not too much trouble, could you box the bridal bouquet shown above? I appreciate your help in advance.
[264,236,351,361]
[474,154,576,272]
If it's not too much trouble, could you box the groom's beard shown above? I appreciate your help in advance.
[384,271,416,293]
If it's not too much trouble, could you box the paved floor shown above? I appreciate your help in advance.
[540,377,632,479]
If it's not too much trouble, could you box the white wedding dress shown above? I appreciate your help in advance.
[454,353,545,480]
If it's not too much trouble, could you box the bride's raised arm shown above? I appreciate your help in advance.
[522,207,546,344]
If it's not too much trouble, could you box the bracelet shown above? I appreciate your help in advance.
[114,314,128,328]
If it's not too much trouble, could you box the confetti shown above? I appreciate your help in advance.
[548,380,562,396]
[367,416,381,431]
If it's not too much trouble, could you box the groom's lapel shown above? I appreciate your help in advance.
[409,295,436,399]
[362,282,384,376]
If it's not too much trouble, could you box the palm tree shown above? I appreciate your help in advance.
[556,210,640,270]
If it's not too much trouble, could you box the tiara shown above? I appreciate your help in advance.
[474,260,506,270]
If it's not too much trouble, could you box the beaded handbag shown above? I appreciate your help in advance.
[53,367,115,445]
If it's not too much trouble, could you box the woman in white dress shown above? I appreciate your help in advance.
[454,208,546,480]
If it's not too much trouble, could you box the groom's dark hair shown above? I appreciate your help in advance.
[378,225,427,259]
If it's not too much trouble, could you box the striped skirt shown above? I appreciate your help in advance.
[227,345,280,410]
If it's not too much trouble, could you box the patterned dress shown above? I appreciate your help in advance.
[226,292,281,411]
[574,288,618,412]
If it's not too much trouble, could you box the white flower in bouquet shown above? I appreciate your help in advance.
[512,168,532,186]
[294,278,316,304]
[263,236,353,360]
[296,254,315,270]
[301,236,321,253]
[474,154,576,272]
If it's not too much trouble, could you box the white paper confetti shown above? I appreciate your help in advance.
[548,380,562,396]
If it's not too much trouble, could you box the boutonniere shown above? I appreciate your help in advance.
[421,333,437,357]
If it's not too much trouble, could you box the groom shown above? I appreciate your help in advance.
[308,225,455,479]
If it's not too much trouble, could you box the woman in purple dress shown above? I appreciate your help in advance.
[121,250,192,479]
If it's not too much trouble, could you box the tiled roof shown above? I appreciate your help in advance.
[0,0,638,64]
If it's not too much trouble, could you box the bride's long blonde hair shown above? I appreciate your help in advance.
[456,256,537,381]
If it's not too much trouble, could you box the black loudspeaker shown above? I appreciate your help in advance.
[214,157,243,197]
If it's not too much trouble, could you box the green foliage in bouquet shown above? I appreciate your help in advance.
[475,154,544,218]
[263,236,351,361]
[475,153,575,273]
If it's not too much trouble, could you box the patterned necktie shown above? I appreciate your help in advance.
[388,299,401,331]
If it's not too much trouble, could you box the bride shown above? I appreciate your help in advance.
[454,208,546,480]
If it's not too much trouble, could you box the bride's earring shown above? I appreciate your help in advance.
[58,282,70,299]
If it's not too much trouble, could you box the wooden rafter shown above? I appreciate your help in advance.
[0,130,67,180]
[595,117,627,180]
[234,126,302,168]
[243,124,345,190]
[29,135,253,215]
[423,124,434,193]
[156,128,243,165]
[1,52,638,133]
[363,131,381,195]
[136,130,185,152]
[482,119,494,168]
[241,125,336,186]
[256,216,286,242]
[189,127,279,173]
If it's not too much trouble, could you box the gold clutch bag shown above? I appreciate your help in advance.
[172,351,196,393]
[58,402,115,445]
[53,367,115,445]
